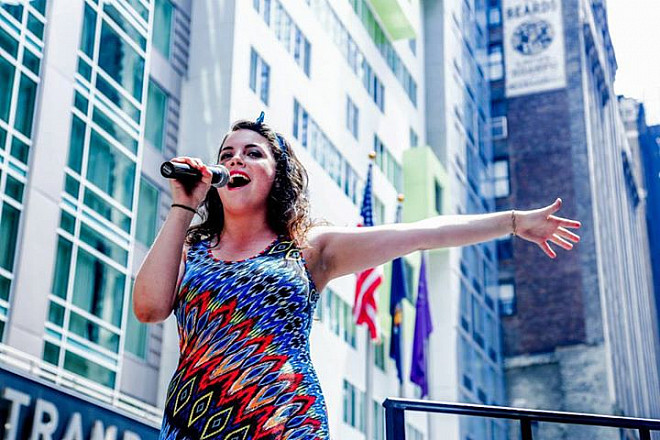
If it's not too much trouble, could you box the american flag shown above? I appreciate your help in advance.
[353,162,382,340]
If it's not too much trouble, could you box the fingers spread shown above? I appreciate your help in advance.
[550,234,573,251]
[540,241,557,259]
[549,215,581,229]
[556,226,580,243]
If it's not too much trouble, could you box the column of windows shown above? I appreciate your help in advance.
[0,1,47,341]
[43,0,150,389]
[346,0,417,106]
[253,0,311,77]
[307,0,385,111]
[292,99,360,204]
[373,134,403,192]
[316,287,357,348]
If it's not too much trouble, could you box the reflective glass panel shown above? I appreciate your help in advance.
[98,21,145,100]
[92,107,138,153]
[63,350,116,388]
[0,56,15,123]
[136,177,158,246]
[80,222,128,265]
[68,311,120,352]
[0,203,20,271]
[51,236,73,298]
[86,130,135,208]
[80,4,97,58]
[144,80,166,150]
[0,275,9,301]
[10,137,29,164]
[125,288,147,358]
[72,247,125,326]
[67,115,86,173]
[0,26,18,58]
[14,74,37,136]
[153,0,172,57]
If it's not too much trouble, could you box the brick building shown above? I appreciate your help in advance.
[487,0,660,438]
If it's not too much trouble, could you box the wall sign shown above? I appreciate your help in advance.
[0,367,159,440]
[503,0,567,97]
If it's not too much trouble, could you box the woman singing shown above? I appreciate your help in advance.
[133,116,581,440]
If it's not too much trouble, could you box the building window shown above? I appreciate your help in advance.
[253,0,272,25]
[374,336,386,371]
[499,281,516,316]
[346,96,359,140]
[491,116,508,140]
[136,177,159,247]
[493,159,510,198]
[292,99,360,204]
[98,22,145,101]
[343,380,366,432]
[255,0,311,76]
[472,296,485,347]
[374,135,403,191]
[409,38,417,55]
[153,0,173,58]
[374,400,385,440]
[249,48,270,105]
[434,180,443,214]
[488,44,504,82]
[488,7,501,25]
[145,80,168,150]
[86,131,136,208]
[125,283,148,359]
[410,127,419,148]
[496,237,513,261]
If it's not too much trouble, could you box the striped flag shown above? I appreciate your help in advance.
[353,162,382,340]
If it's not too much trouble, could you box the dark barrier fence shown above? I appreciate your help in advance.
[384,397,660,440]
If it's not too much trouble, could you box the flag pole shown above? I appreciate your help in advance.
[364,151,376,440]
[396,194,405,400]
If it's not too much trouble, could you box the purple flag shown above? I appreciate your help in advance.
[410,252,433,397]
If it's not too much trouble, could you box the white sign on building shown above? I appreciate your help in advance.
[503,0,567,97]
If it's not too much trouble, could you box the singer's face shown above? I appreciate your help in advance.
[216,129,277,213]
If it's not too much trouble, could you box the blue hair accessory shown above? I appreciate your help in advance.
[255,111,288,155]
[255,111,265,125]
[276,134,288,154]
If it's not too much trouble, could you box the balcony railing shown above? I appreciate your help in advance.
[384,397,660,440]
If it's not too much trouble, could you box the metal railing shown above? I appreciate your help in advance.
[384,397,660,440]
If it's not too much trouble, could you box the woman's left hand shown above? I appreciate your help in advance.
[515,198,582,259]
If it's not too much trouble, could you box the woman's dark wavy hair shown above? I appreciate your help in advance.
[185,119,312,247]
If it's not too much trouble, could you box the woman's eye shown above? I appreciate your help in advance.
[248,151,263,158]
[219,154,231,161]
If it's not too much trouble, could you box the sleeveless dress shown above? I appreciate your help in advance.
[159,237,330,440]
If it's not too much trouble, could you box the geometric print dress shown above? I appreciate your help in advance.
[159,236,330,440]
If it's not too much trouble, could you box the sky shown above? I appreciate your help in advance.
[607,0,660,125]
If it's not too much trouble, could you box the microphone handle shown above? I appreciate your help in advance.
[160,161,229,187]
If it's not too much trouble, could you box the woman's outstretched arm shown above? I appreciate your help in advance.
[306,198,580,291]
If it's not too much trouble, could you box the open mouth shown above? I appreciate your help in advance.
[227,173,251,189]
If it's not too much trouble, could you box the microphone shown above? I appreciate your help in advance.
[160,161,230,188]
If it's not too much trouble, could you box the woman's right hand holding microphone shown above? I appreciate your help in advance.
[168,157,213,214]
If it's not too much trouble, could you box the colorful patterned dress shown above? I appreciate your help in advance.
[159,236,330,440]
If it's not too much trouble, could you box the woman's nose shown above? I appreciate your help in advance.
[226,154,244,167]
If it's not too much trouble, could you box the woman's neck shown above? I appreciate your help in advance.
[220,211,275,244]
